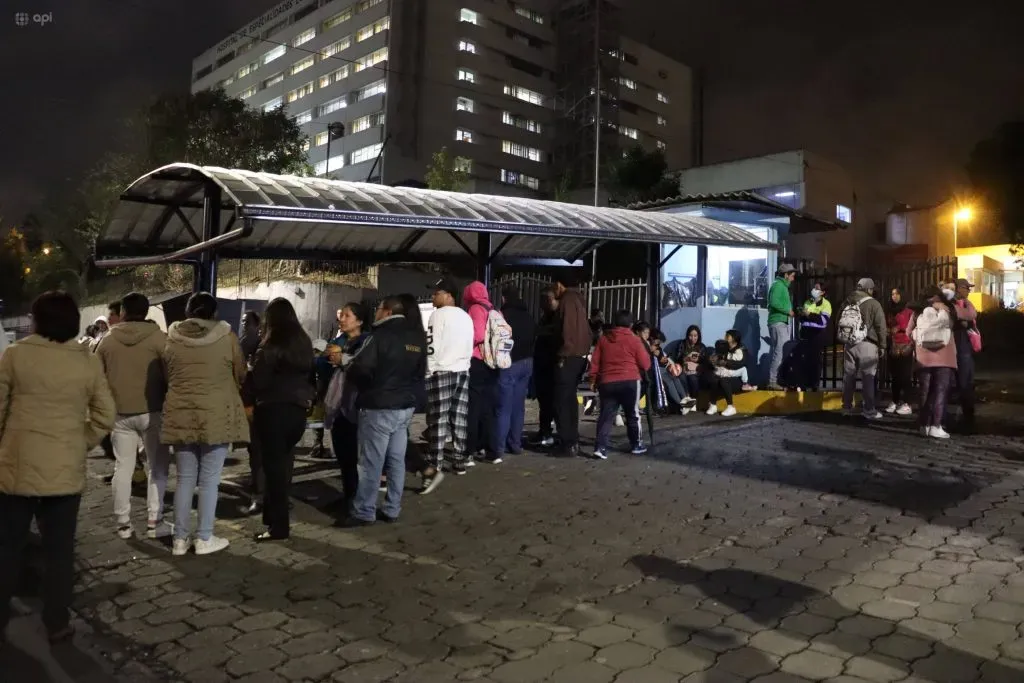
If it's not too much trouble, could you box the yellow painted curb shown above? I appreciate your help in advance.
[577,390,843,415]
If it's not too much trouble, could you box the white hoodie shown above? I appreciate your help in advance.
[426,305,473,374]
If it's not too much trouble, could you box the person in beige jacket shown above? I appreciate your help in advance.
[0,291,115,643]
[96,292,171,541]
[162,293,248,557]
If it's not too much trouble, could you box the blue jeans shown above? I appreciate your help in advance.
[352,408,414,522]
[173,444,229,542]
[493,358,533,456]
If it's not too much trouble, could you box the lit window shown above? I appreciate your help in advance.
[286,81,315,103]
[315,154,346,176]
[262,97,283,112]
[357,79,386,100]
[302,139,310,152]
[619,125,638,140]
[455,128,474,143]
[350,142,383,164]
[358,0,384,10]
[502,111,541,133]
[315,131,329,146]
[460,8,479,24]
[240,86,257,100]
[219,76,235,88]
[703,226,775,307]
[290,57,314,75]
[456,158,472,173]
[501,140,542,162]
[324,9,352,30]
[354,47,388,72]
[263,72,285,88]
[836,204,852,223]
[501,169,540,190]
[292,28,316,47]
[458,40,476,53]
[294,110,312,125]
[657,115,667,126]
[262,45,286,65]
[237,62,258,79]
[503,84,544,106]
[656,140,666,151]
[351,112,385,133]
[618,77,637,90]
[319,65,349,88]
[458,69,475,83]
[657,92,669,103]
[319,96,347,116]
[456,97,475,112]
[357,17,389,41]
[322,36,352,57]
[513,5,544,24]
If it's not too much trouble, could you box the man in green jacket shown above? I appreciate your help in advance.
[767,263,797,389]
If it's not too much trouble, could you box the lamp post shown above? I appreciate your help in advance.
[953,206,972,253]
[323,122,345,179]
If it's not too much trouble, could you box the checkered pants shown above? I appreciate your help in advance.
[426,371,470,469]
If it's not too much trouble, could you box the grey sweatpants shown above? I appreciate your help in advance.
[841,342,879,413]
[768,322,790,386]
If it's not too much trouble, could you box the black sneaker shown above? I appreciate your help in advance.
[453,463,468,476]
[483,454,504,465]
[339,517,374,528]
[376,510,397,524]
[552,444,580,458]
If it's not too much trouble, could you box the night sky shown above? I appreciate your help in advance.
[2,0,1020,223]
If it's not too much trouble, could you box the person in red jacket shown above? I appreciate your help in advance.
[587,310,652,460]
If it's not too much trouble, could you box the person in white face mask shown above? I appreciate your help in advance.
[797,282,832,390]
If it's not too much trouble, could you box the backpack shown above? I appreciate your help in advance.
[912,307,951,351]
[481,307,514,369]
[836,298,870,345]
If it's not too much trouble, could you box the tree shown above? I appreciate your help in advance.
[606,145,680,206]
[966,120,1024,258]
[0,227,27,312]
[424,147,471,191]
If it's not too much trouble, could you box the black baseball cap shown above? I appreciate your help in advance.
[431,278,459,299]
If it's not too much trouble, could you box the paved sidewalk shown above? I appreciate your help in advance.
[8,404,1024,682]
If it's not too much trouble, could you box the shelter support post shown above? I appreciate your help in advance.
[193,184,222,294]
[476,232,492,286]
[696,245,708,307]
[646,244,660,324]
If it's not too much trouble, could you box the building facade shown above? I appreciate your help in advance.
[190,0,692,196]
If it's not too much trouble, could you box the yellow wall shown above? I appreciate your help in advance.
[956,243,1022,311]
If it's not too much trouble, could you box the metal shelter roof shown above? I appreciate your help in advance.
[96,164,775,265]
[627,191,847,232]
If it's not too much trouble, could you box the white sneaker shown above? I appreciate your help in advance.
[147,521,173,539]
[171,538,191,556]
[896,403,913,416]
[885,403,898,414]
[706,404,719,416]
[116,525,133,540]
[721,405,737,417]
[194,536,230,556]
[614,414,625,427]
[863,410,884,420]
[928,426,951,439]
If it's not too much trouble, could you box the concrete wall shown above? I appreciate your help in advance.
[677,151,803,196]
[659,305,773,387]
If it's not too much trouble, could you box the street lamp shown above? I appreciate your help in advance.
[324,122,345,179]
[953,206,972,252]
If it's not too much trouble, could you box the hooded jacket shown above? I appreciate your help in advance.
[161,318,249,446]
[588,327,651,385]
[501,294,536,362]
[0,335,115,495]
[463,281,493,362]
[96,320,167,415]
[844,289,887,351]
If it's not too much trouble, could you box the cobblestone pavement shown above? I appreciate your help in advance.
[8,404,1024,682]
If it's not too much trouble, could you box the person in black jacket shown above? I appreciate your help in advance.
[489,287,537,463]
[530,287,559,446]
[251,298,314,541]
[344,296,427,526]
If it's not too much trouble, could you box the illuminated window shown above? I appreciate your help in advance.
[262,96,283,112]
[502,140,542,162]
[319,65,349,88]
[657,92,669,103]
[237,62,259,79]
[456,158,472,173]
[262,72,285,88]
[294,110,312,125]
[350,142,383,164]
[455,128,474,143]
[656,140,666,151]
[460,8,479,24]
[240,86,257,100]
[324,9,352,30]
[618,125,638,140]
[458,40,477,53]
[315,154,346,176]
[351,112,384,133]
[286,81,315,103]
[458,69,475,83]
[501,169,540,190]
[292,28,316,47]
[322,36,352,57]
[219,76,235,88]
[354,47,388,72]
[357,79,386,100]
[358,0,385,10]
[315,131,329,146]
[357,17,389,41]
[503,84,543,106]
[262,45,286,65]
[290,56,314,75]
[657,115,667,126]
[513,5,544,24]
[836,204,852,223]
[502,111,541,133]
[618,77,637,90]
[319,96,347,116]
[302,139,310,152]
[456,97,475,112]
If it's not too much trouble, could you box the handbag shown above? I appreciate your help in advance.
[322,368,346,430]
[967,328,983,353]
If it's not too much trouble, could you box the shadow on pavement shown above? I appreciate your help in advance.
[630,554,1024,681]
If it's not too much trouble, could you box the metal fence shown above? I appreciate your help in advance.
[792,256,958,389]
[489,273,650,324]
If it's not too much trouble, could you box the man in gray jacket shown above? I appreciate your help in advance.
[840,278,887,419]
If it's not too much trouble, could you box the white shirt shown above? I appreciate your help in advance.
[427,305,473,374]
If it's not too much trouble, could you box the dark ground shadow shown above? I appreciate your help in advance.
[630,554,1024,681]
[732,307,766,386]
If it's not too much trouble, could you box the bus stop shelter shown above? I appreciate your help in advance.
[94,164,776,317]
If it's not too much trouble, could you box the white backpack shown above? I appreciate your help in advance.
[836,298,870,345]
[912,307,951,351]
[481,308,514,369]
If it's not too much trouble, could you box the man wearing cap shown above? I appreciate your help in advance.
[947,278,979,431]
[551,274,590,458]
[419,279,474,494]
[840,277,887,418]
[767,264,797,389]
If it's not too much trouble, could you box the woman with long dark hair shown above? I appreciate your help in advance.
[251,298,314,541]
[885,287,914,415]
[325,301,371,508]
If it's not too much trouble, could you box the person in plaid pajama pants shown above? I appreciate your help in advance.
[420,280,475,495]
